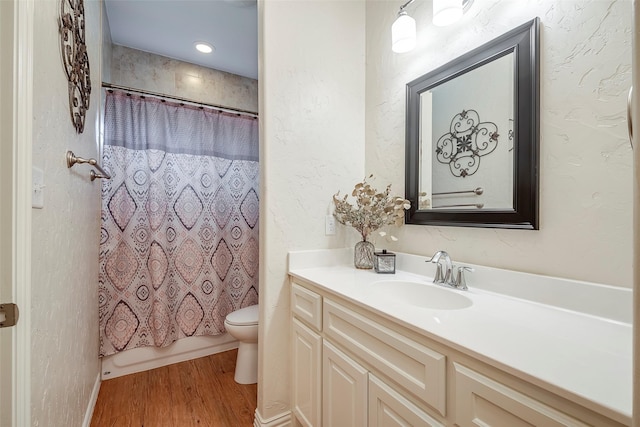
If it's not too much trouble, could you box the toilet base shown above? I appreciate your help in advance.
[234,341,258,384]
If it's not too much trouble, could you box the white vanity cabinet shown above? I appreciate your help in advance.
[290,277,628,427]
[291,280,446,427]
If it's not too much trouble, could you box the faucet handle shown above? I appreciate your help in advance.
[454,266,474,290]
[432,263,444,283]
[427,254,445,283]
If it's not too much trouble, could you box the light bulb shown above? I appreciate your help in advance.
[392,12,416,53]
[195,42,214,54]
[433,0,463,26]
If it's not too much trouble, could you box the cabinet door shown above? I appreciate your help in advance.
[292,318,322,427]
[323,341,368,427]
[369,375,445,427]
[453,363,589,427]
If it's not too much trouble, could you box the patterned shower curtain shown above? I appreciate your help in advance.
[98,90,259,357]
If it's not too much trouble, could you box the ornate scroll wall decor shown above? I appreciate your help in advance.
[435,109,499,178]
[59,0,91,133]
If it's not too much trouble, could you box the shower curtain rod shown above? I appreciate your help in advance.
[101,82,259,118]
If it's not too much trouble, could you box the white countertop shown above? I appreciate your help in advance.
[288,249,632,424]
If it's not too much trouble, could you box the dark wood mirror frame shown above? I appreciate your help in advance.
[405,18,540,229]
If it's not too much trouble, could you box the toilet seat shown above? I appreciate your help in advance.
[225,304,259,326]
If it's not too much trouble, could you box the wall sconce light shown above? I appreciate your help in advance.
[392,0,474,53]
[392,0,416,53]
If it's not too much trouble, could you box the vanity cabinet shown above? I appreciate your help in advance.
[290,278,628,427]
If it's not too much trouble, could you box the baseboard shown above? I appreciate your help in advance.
[82,373,101,427]
[253,408,292,427]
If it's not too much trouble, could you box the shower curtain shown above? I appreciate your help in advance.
[98,90,259,357]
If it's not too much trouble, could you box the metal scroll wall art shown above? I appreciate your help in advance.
[435,110,499,178]
[59,0,91,134]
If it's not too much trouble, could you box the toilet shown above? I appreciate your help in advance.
[224,304,259,384]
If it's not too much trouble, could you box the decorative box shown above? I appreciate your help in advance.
[374,249,396,274]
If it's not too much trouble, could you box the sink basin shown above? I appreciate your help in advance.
[370,280,473,310]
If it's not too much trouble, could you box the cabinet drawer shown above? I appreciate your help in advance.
[324,299,446,416]
[292,282,322,331]
[453,363,589,427]
[369,375,445,427]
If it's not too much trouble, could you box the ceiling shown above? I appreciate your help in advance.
[104,0,258,80]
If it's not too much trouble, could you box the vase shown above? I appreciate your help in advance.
[354,240,375,269]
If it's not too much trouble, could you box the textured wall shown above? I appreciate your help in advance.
[102,1,112,84]
[258,0,365,421]
[366,0,632,287]
[110,45,258,113]
[30,0,102,425]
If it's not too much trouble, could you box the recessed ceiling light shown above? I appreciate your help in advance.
[195,42,214,54]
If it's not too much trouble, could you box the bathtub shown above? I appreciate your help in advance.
[100,333,238,379]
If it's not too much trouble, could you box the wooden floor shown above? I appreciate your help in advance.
[90,349,257,427]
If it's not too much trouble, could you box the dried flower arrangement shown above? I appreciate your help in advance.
[333,175,411,242]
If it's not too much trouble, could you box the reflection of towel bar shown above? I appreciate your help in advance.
[433,187,483,196]
[432,203,484,209]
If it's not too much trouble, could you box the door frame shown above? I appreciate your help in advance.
[633,1,640,426]
[5,0,34,425]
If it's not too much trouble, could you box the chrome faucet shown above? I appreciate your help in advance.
[428,251,453,285]
[427,251,473,290]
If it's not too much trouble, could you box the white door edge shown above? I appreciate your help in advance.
[633,1,640,427]
[13,0,34,425]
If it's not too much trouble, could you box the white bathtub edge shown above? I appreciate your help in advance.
[101,334,238,380]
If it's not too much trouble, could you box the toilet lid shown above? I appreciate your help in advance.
[225,304,259,326]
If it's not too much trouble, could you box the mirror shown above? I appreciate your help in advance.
[405,18,539,229]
